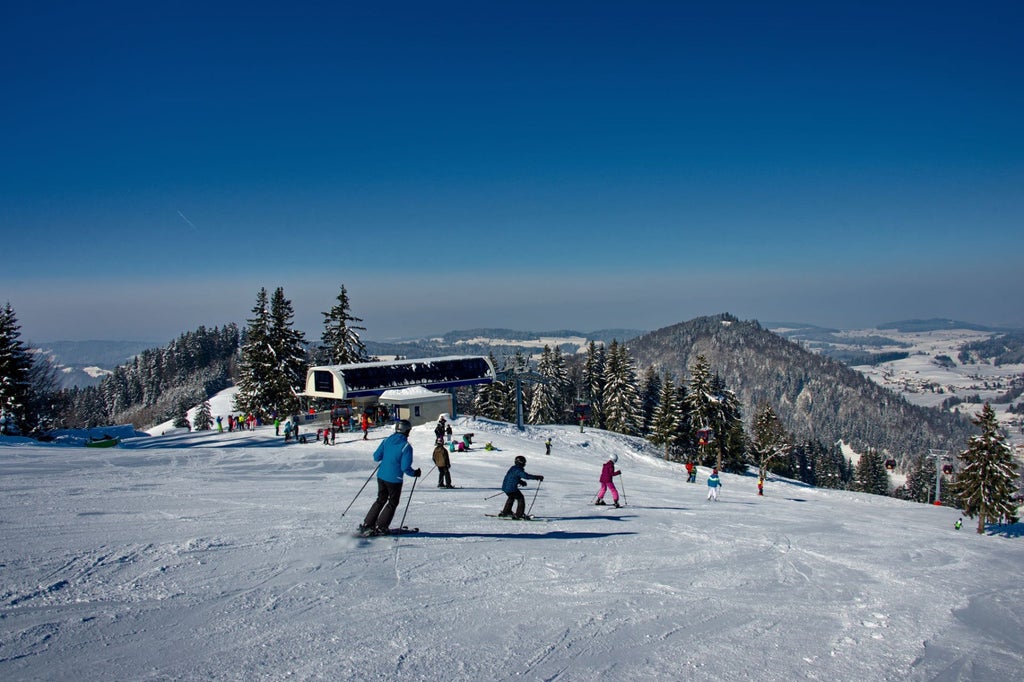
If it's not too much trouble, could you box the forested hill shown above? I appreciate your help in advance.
[628,314,976,463]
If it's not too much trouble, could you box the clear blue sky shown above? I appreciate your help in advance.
[2,1,1022,342]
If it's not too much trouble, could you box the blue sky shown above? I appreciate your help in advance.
[2,1,1022,342]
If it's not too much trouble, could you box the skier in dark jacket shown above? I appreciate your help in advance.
[359,419,420,535]
[499,455,543,519]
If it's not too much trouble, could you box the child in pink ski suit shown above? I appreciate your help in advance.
[596,454,622,508]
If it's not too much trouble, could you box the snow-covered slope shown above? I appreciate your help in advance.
[1,410,1022,680]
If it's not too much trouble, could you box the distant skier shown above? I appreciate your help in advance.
[757,476,764,496]
[595,454,622,508]
[707,468,722,501]
[685,461,696,483]
[545,438,552,455]
[435,417,447,443]
[954,517,963,530]
[361,412,370,440]
[359,419,420,536]
[498,455,543,519]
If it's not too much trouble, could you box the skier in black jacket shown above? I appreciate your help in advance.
[499,455,543,519]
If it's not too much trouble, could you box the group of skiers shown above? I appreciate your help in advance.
[356,420,735,537]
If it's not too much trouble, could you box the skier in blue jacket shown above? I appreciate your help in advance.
[499,455,543,519]
[706,468,722,501]
[360,419,420,535]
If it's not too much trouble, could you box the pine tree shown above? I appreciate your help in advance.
[320,284,368,364]
[583,341,607,429]
[683,355,745,471]
[194,399,214,431]
[648,372,681,460]
[905,456,937,503]
[750,402,790,484]
[602,340,641,436]
[234,288,277,419]
[954,403,1020,533]
[528,346,560,425]
[638,366,661,437]
[0,302,35,435]
[269,287,308,414]
[473,353,508,420]
[854,448,890,496]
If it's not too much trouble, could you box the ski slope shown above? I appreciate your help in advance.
[1,412,1022,680]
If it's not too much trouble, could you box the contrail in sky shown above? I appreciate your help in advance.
[177,210,199,231]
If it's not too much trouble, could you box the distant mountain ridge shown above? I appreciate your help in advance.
[31,340,158,389]
[364,328,645,359]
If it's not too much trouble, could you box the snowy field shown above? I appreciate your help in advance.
[2,403,1023,681]
[816,328,1024,452]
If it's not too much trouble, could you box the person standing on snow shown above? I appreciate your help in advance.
[360,419,421,536]
[595,454,622,507]
[498,455,543,519]
[434,416,447,444]
[685,460,696,483]
[707,468,722,501]
[433,438,453,488]
[545,438,552,455]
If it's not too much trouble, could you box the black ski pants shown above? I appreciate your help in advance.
[363,479,403,531]
[437,466,451,487]
[501,490,526,517]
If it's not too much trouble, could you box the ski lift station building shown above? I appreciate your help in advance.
[302,355,496,426]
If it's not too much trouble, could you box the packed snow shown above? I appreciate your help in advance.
[2,393,1023,680]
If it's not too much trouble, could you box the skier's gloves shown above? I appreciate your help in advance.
[538,475,544,481]
[518,480,527,487]
[413,468,422,477]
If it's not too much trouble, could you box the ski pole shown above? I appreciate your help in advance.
[396,474,419,531]
[526,479,543,517]
[618,474,627,506]
[484,490,505,501]
[341,462,381,517]
[424,464,437,479]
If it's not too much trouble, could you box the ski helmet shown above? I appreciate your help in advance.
[396,419,412,436]
[515,455,526,467]
[609,454,618,463]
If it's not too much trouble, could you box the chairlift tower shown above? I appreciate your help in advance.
[495,369,549,430]
[926,449,950,505]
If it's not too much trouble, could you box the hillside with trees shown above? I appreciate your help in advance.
[627,314,976,465]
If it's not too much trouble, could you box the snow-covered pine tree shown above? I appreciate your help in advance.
[234,288,276,419]
[172,397,191,430]
[0,302,35,435]
[527,345,560,425]
[583,341,606,429]
[194,399,214,431]
[684,355,738,469]
[904,456,937,503]
[854,448,890,496]
[954,402,1020,533]
[320,284,369,364]
[473,353,506,420]
[269,287,308,416]
[812,442,848,489]
[648,371,681,460]
[750,402,790,484]
[602,340,641,436]
[639,366,661,437]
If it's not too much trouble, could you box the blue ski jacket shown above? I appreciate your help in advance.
[374,432,415,483]
[707,473,721,488]
[502,464,541,493]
